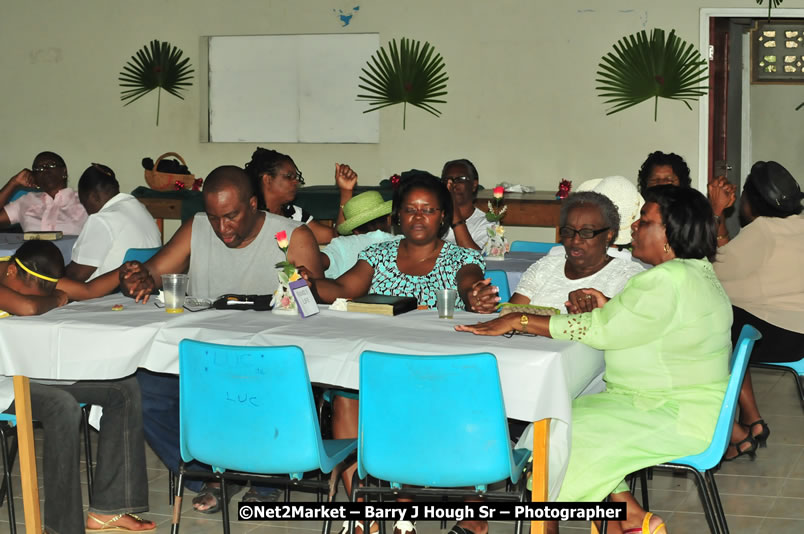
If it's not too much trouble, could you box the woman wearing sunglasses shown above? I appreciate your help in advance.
[245,147,356,245]
[0,151,87,234]
[509,191,644,313]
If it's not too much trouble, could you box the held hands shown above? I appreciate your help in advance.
[455,313,519,336]
[565,288,608,314]
[469,278,501,313]
[119,261,155,303]
[9,169,35,189]
[335,163,358,191]
[708,175,737,216]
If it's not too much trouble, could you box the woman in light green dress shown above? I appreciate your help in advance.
[457,186,731,534]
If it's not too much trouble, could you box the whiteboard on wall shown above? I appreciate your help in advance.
[208,33,380,143]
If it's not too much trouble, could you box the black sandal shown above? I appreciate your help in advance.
[744,419,770,448]
[723,433,758,462]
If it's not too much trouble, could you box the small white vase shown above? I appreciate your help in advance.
[484,223,509,261]
[271,272,299,315]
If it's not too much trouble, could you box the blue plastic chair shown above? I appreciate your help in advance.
[0,404,95,534]
[654,325,762,534]
[750,357,804,409]
[122,247,161,264]
[509,241,558,254]
[8,188,37,203]
[485,269,511,303]
[173,340,357,534]
[354,351,530,534]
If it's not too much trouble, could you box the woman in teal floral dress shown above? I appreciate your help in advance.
[303,172,498,534]
[306,171,495,311]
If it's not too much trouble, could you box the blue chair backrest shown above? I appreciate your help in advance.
[358,351,515,487]
[510,241,558,254]
[178,340,326,477]
[485,270,511,303]
[122,247,161,264]
[761,358,804,375]
[698,324,761,465]
[9,188,37,203]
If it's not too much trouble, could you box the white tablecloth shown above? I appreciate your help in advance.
[0,233,78,264]
[0,294,605,498]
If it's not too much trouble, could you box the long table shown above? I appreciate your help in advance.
[0,295,604,533]
[0,233,78,264]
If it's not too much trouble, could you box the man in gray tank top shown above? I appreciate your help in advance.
[119,165,322,300]
[119,166,322,511]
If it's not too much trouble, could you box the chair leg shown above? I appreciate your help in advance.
[689,468,719,534]
[0,424,17,534]
[81,404,94,506]
[170,466,186,534]
[639,469,650,511]
[705,470,728,534]
[221,478,231,534]
[169,471,175,505]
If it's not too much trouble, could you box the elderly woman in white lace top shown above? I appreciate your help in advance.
[510,189,644,312]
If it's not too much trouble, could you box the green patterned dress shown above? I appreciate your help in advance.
[549,258,732,501]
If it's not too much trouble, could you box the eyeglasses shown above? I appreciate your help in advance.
[91,163,113,177]
[402,207,442,216]
[559,226,611,240]
[277,170,304,185]
[441,176,472,185]
[31,162,64,173]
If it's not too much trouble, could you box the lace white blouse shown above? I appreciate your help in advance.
[512,252,645,313]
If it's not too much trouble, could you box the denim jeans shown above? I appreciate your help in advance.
[136,370,279,497]
[6,376,148,534]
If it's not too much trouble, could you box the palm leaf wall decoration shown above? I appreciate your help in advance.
[756,0,784,21]
[357,37,448,129]
[596,29,708,121]
[119,40,194,126]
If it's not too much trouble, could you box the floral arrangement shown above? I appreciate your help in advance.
[483,186,510,259]
[273,231,301,313]
[174,178,203,191]
[484,186,508,222]
[556,179,572,200]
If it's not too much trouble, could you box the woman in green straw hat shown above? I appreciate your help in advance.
[321,190,396,278]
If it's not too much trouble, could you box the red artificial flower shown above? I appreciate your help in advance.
[173,180,185,191]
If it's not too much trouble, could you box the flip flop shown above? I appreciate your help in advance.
[86,512,156,532]
[622,511,667,534]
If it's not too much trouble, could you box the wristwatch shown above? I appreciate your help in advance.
[520,314,528,332]
[451,219,466,229]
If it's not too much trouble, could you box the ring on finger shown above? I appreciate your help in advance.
[585,295,592,300]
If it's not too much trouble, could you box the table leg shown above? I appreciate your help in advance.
[531,418,549,534]
[12,376,42,533]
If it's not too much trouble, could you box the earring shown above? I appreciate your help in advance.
[663,243,670,254]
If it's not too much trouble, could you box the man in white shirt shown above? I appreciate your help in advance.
[65,163,162,282]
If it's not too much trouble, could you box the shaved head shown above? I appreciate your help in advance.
[203,166,255,203]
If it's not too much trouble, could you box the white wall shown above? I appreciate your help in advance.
[1,0,743,200]
[751,84,804,186]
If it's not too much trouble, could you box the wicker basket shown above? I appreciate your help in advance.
[144,152,196,191]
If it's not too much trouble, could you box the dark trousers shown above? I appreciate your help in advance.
[7,377,148,534]
[732,306,804,363]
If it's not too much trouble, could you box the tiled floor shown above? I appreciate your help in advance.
[0,367,801,533]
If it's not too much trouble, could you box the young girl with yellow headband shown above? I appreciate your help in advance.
[0,240,156,533]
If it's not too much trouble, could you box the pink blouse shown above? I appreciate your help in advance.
[3,188,87,234]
